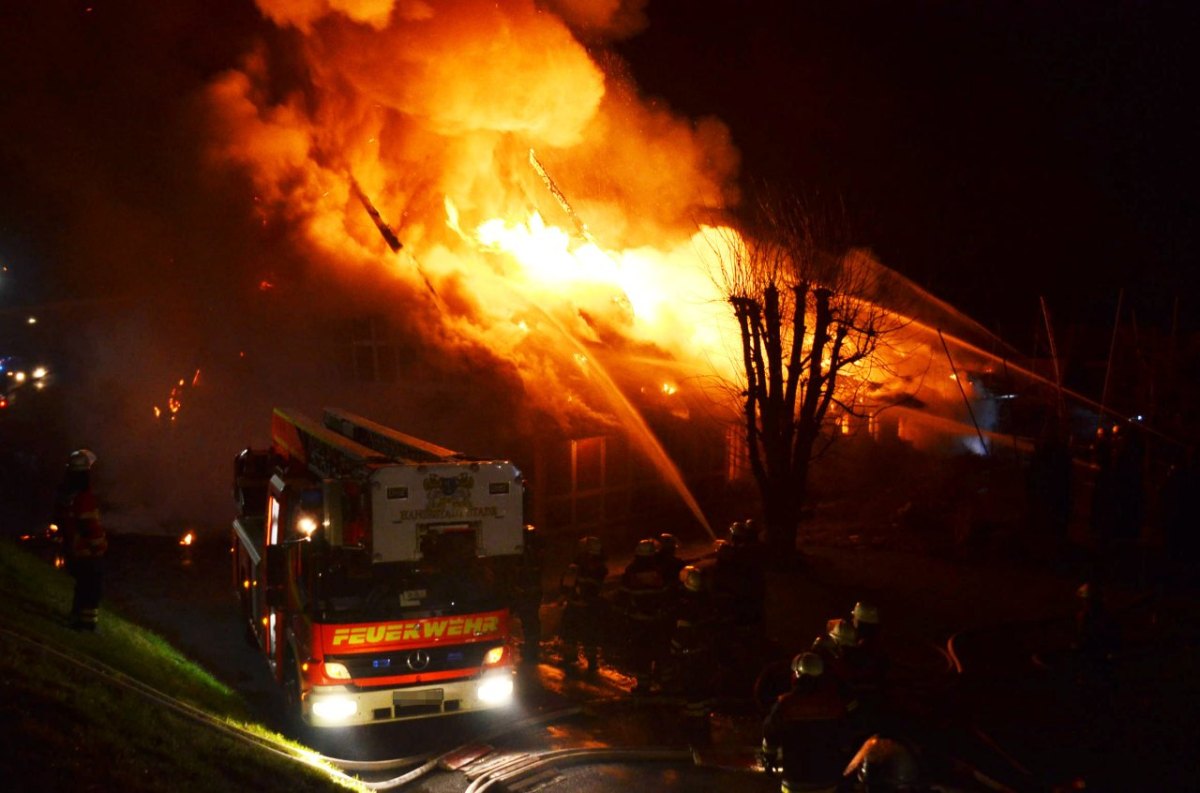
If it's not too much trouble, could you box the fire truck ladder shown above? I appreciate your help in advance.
[322,407,470,464]
[272,407,391,480]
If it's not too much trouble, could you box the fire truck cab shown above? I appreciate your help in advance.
[232,408,524,727]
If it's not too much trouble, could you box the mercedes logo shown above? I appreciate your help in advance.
[405,650,431,671]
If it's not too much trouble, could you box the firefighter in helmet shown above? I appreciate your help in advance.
[761,651,851,792]
[812,618,864,713]
[848,601,889,733]
[619,537,671,694]
[671,564,716,738]
[59,449,106,631]
[852,601,881,643]
[656,532,686,591]
[558,535,608,674]
[726,518,767,626]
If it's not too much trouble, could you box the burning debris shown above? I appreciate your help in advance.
[197,0,1023,455]
[153,369,201,422]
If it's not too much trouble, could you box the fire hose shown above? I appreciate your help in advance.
[341,706,584,789]
[462,747,695,793]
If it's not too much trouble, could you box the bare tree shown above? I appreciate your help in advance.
[710,194,903,565]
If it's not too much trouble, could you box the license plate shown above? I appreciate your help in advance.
[394,688,443,704]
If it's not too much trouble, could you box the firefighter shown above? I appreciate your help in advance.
[58,449,106,631]
[851,601,881,644]
[713,520,767,650]
[513,524,544,666]
[849,601,889,730]
[671,564,716,739]
[729,518,767,628]
[656,532,686,593]
[558,535,608,674]
[761,651,851,793]
[619,537,671,694]
[710,538,739,627]
[812,618,862,713]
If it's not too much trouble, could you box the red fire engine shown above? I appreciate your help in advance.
[232,407,525,727]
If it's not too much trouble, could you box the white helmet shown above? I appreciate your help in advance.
[852,601,880,625]
[68,449,97,471]
[635,537,661,557]
[792,651,824,678]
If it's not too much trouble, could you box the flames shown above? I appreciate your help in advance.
[202,0,741,425]
[196,0,1013,453]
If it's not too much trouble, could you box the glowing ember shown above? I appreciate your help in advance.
[153,369,200,422]
[179,531,195,547]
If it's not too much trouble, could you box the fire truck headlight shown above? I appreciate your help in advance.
[477,674,513,705]
[483,645,506,666]
[311,696,357,721]
[323,661,351,680]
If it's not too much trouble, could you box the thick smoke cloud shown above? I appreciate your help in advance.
[1,0,743,535]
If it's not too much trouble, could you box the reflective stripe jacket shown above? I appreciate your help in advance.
[66,490,107,558]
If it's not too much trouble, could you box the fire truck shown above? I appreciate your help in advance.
[232,407,525,727]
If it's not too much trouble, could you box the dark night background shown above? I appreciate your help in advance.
[618,1,1198,343]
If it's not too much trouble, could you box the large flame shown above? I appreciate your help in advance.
[202,0,1022,513]
[204,0,741,420]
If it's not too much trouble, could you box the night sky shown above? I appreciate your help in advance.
[618,1,1198,342]
[1,0,1196,348]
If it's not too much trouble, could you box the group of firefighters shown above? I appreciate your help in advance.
[552,520,767,701]
[522,519,940,791]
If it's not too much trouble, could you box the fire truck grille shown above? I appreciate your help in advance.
[329,643,494,679]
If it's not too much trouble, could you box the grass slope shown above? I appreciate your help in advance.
[0,538,362,793]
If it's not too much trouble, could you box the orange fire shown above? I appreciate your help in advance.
[153,369,201,422]
[202,0,1010,449]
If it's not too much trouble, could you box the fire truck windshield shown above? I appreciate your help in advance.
[315,556,501,624]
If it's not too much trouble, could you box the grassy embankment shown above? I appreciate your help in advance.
[0,537,365,793]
